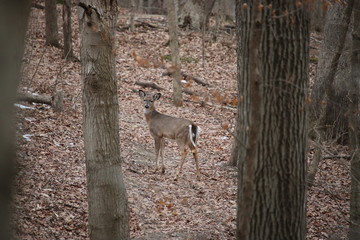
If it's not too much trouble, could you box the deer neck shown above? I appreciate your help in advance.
[144,108,160,123]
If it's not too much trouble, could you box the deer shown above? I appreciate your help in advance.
[138,90,201,180]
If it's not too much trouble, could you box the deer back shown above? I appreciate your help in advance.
[146,111,193,141]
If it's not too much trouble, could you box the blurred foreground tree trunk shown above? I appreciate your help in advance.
[348,1,360,238]
[45,0,60,47]
[0,1,30,239]
[78,1,130,239]
[235,1,309,239]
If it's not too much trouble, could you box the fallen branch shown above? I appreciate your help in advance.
[117,20,162,32]
[323,154,351,160]
[135,81,202,97]
[182,88,202,97]
[310,36,322,44]
[162,70,211,87]
[32,3,44,9]
[17,91,64,112]
[135,81,165,91]
[17,92,52,105]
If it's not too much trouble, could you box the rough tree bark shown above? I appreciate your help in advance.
[45,0,60,47]
[78,1,130,239]
[168,0,183,107]
[0,1,30,239]
[235,1,309,239]
[228,0,248,167]
[348,1,360,238]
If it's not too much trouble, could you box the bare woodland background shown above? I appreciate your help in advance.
[1,0,358,239]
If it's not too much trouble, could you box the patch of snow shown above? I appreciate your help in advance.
[22,134,33,141]
[15,104,35,110]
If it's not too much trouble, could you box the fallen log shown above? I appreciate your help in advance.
[17,92,51,105]
[32,3,44,9]
[162,70,211,87]
[117,20,162,32]
[182,88,202,97]
[135,81,202,97]
[135,81,165,91]
[17,91,63,112]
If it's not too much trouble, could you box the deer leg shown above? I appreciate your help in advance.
[159,138,165,173]
[175,146,188,180]
[153,138,161,172]
[192,148,201,180]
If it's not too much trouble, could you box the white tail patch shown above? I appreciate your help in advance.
[189,125,200,147]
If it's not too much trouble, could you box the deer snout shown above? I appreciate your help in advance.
[144,104,150,109]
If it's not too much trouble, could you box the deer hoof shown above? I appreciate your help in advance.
[161,167,165,174]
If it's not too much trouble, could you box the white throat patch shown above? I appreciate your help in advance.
[144,108,151,114]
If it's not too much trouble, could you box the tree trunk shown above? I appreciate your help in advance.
[78,2,130,240]
[45,0,60,47]
[310,0,354,143]
[348,1,360,238]
[168,0,183,107]
[228,0,249,167]
[0,1,30,239]
[130,0,136,32]
[214,0,235,23]
[178,0,216,30]
[118,0,131,8]
[148,0,166,14]
[310,0,326,32]
[307,133,324,188]
[235,1,309,239]
[63,0,75,60]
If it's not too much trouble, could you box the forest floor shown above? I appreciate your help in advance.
[12,6,351,240]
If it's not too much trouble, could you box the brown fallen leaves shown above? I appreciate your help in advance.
[12,6,350,240]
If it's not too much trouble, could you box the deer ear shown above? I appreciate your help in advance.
[139,90,146,98]
[153,93,161,100]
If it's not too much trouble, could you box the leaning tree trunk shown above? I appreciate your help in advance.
[306,0,354,190]
[78,1,130,240]
[235,1,309,239]
[348,1,360,238]
[168,0,183,107]
[45,0,60,47]
[310,0,354,143]
[0,1,30,239]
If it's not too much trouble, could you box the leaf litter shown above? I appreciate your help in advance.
[12,6,350,240]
